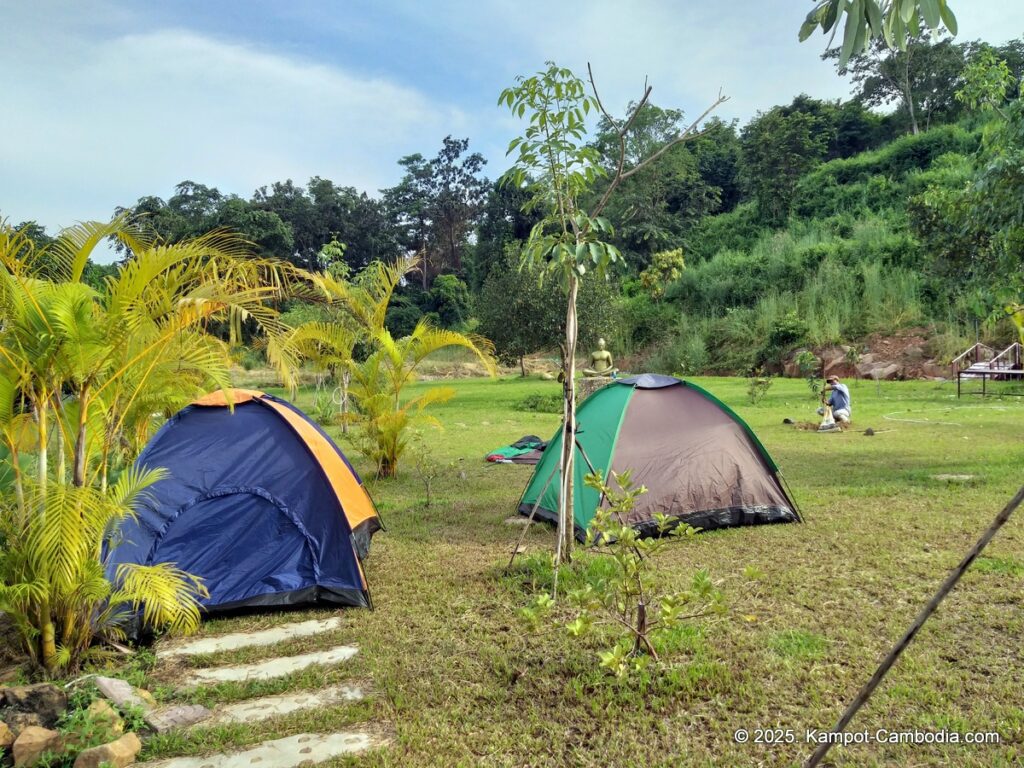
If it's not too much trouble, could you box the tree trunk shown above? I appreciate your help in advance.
[633,601,648,655]
[340,370,351,435]
[39,602,57,675]
[556,274,579,565]
[11,444,24,520]
[54,402,65,486]
[901,54,919,135]
[520,355,526,378]
[73,385,89,487]
[36,397,48,500]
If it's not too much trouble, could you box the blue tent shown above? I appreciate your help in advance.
[107,389,382,614]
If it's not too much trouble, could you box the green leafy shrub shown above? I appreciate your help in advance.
[764,310,808,361]
[520,470,724,678]
[618,294,677,354]
[746,371,774,404]
[686,203,766,263]
[428,274,473,328]
[795,350,822,398]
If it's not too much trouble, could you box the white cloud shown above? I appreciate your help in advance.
[3,0,1023,243]
[0,24,467,232]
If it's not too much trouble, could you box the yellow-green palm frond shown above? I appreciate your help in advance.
[402,320,498,376]
[318,254,416,332]
[24,483,113,598]
[288,321,359,359]
[405,386,456,414]
[0,223,40,279]
[46,215,152,283]
[108,464,168,515]
[0,580,48,614]
[112,563,208,636]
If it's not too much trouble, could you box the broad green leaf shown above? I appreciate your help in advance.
[865,0,882,33]
[838,0,864,68]
[919,0,940,29]
[938,0,957,34]
[900,0,917,24]
[823,0,842,31]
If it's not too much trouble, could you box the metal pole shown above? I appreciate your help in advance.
[506,463,560,571]
[804,485,1024,768]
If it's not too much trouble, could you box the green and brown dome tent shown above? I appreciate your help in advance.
[518,374,800,538]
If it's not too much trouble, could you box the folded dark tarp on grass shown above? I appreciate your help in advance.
[486,435,547,464]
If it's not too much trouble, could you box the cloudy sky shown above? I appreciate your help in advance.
[2,0,1022,246]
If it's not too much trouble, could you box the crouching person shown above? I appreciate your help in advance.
[818,374,852,423]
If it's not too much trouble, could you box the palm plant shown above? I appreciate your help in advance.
[0,217,305,672]
[284,319,361,433]
[0,467,207,671]
[317,256,497,477]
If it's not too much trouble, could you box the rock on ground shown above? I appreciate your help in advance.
[183,645,359,686]
[12,725,61,767]
[3,713,44,737]
[209,685,366,725]
[2,684,67,728]
[93,677,153,711]
[73,733,142,768]
[85,700,123,736]
[144,704,212,733]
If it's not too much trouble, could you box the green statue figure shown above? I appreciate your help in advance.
[583,338,617,377]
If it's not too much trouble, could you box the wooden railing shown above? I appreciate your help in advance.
[989,342,1022,371]
[951,342,995,379]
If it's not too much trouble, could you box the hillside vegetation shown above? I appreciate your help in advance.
[10,35,1024,377]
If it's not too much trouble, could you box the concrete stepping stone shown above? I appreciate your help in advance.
[158,618,344,658]
[134,731,384,768]
[182,646,358,686]
[207,684,366,725]
[931,473,976,483]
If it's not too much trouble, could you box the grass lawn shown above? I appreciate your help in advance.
[138,375,1024,767]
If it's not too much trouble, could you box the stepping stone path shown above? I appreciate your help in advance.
[134,732,384,768]
[157,618,343,658]
[932,473,976,483]
[102,617,388,765]
[181,645,359,687]
[94,677,212,733]
[207,684,366,725]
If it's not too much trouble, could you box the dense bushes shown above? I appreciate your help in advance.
[643,238,926,375]
[797,125,978,189]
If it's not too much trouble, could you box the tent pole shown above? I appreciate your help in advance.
[777,470,804,523]
[803,484,1024,768]
[573,437,610,512]
[506,463,560,572]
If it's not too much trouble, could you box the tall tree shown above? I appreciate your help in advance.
[825,34,968,134]
[383,137,489,288]
[254,178,399,271]
[501,62,726,567]
[119,181,294,261]
[477,245,618,375]
[591,104,721,265]
[469,181,540,292]
[686,118,744,213]
[741,106,829,225]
